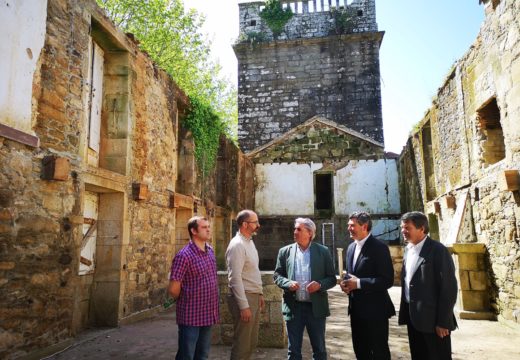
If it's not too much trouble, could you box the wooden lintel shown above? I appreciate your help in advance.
[0,123,39,147]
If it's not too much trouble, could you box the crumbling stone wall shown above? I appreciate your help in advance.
[123,51,182,317]
[399,0,520,325]
[397,138,424,212]
[238,0,377,42]
[0,0,254,358]
[235,0,384,152]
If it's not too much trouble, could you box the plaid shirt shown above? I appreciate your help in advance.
[170,241,219,326]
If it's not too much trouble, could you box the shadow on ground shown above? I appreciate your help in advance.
[46,287,520,360]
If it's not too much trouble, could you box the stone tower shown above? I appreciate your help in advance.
[234,0,384,152]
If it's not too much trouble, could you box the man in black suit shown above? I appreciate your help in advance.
[398,211,458,360]
[340,211,395,360]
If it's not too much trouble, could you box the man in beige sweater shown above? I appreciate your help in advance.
[226,209,264,360]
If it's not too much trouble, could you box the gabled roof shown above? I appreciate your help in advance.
[246,115,384,157]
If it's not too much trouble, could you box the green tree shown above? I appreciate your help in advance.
[97,0,237,171]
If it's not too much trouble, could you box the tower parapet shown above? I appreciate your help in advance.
[235,0,384,152]
[238,0,377,43]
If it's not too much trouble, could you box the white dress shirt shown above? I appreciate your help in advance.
[352,234,370,289]
[404,236,427,302]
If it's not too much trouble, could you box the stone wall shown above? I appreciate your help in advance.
[237,0,377,42]
[397,138,424,214]
[234,0,384,152]
[214,272,286,348]
[0,0,254,358]
[398,0,520,324]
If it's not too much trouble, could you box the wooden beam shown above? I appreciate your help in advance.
[499,170,519,192]
[41,156,70,181]
[0,123,39,147]
[132,183,149,200]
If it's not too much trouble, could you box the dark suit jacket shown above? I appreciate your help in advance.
[273,242,337,321]
[398,237,458,333]
[346,235,396,320]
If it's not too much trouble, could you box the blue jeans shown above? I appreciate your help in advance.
[286,302,327,360]
[175,325,212,360]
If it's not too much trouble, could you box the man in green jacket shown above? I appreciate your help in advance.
[274,217,337,360]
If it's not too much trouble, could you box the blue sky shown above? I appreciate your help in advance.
[184,0,485,153]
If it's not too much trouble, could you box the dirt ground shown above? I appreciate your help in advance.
[46,287,520,360]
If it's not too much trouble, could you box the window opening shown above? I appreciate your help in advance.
[315,172,334,213]
[477,98,504,166]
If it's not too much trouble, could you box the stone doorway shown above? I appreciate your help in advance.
[73,188,126,332]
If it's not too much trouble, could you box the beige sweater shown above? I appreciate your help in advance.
[225,231,263,309]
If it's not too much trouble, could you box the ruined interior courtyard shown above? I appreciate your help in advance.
[1,0,519,359]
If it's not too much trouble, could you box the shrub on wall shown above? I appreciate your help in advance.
[331,7,358,34]
[260,0,294,38]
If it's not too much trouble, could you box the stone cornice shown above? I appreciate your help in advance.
[234,31,384,56]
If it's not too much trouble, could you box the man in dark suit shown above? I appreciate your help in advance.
[340,211,395,360]
[398,211,458,360]
[274,217,337,360]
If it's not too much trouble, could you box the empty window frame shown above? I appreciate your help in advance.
[477,98,505,165]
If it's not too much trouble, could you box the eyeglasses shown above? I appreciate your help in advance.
[246,221,260,225]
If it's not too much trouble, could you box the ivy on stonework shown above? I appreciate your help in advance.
[183,96,223,176]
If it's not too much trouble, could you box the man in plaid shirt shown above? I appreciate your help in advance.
[168,216,219,360]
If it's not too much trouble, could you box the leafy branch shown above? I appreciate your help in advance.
[97,0,237,172]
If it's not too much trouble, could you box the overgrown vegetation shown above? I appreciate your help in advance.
[260,0,294,38]
[183,97,223,177]
[331,7,358,34]
[96,0,236,173]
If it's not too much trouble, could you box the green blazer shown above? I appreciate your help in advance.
[273,242,337,321]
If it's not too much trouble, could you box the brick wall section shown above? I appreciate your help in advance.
[234,0,384,152]
[398,0,520,325]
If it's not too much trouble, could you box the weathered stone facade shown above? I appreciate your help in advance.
[248,116,385,164]
[0,0,254,358]
[398,0,520,324]
[235,0,384,152]
[245,116,401,283]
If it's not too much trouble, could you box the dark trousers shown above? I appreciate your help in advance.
[286,301,327,360]
[350,316,390,360]
[402,302,452,360]
[406,322,452,360]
